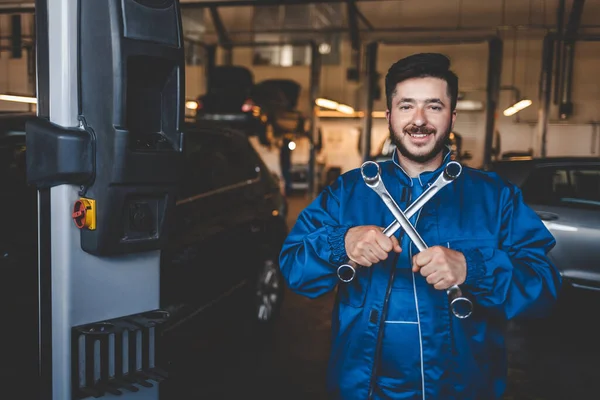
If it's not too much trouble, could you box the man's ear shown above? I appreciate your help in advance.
[386,110,391,123]
[451,110,457,129]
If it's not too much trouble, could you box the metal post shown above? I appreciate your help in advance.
[537,34,555,158]
[553,0,565,105]
[222,47,233,65]
[205,44,217,91]
[308,42,321,199]
[558,0,585,119]
[483,37,503,170]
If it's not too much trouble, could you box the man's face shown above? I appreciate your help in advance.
[386,77,456,164]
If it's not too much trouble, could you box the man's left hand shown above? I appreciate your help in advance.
[412,246,467,290]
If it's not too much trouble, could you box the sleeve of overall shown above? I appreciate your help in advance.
[461,186,562,320]
[279,182,351,299]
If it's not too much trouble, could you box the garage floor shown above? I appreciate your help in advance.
[161,193,600,400]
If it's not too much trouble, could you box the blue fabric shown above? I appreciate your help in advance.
[279,152,562,400]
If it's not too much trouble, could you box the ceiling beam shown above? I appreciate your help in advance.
[346,0,360,51]
[355,6,374,31]
[0,4,35,14]
[180,0,396,8]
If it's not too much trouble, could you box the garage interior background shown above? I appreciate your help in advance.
[0,0,599,172]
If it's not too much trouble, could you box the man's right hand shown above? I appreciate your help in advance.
[345,225,402,267]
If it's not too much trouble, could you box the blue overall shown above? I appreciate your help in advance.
[279,151,561,399]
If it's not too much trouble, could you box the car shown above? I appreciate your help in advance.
[194,66,270,140]
[489,157,600,293]
[194,66,307,146]
[161,122,289,330]
[0,115,289,392]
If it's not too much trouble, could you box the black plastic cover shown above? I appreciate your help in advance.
[25,117,93,188]
[74,0,184,256]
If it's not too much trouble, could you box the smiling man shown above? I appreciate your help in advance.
[279,53,562,399]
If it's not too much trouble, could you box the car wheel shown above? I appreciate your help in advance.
[255,257,284,324]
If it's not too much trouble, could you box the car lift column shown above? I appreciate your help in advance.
[360,41,378,163]
[30,0,183,398]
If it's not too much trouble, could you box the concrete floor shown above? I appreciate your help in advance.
[161,193,600,400]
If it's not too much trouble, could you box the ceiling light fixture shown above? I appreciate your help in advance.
[336,104,354,115]
[503,99,532,116]
[315,98,339,110]
[0,94,37,104]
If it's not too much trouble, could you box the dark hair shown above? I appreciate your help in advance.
[385,53,459,111]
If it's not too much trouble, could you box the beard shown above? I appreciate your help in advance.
[389,122,451,164]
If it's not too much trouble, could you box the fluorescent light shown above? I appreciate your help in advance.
[315,98,339,110]
[456,100,484,111]
[504,99,532,116]
[336,104,354,114]
[0,94,37,104]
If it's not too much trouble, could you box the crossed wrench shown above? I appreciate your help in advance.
[336,160,473,319]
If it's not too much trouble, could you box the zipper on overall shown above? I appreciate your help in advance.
[367,188,409,399]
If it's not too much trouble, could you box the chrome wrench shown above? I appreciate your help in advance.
[337,161,462,282]
[361,161,472,319]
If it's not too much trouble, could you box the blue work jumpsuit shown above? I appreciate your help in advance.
[279,151,562,399]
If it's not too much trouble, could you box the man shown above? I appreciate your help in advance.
[279,53,561,399]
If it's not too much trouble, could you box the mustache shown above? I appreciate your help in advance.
[405,125,436,135]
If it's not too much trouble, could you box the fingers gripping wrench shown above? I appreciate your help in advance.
[339,161,473,319]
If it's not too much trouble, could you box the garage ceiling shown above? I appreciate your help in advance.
[176,0,600,43]
[0,0,598,43]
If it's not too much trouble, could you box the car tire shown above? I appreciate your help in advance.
[254,254,284,324]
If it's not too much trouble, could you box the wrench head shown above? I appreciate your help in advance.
[337,264,356,282]
[450,296,473,319]
[443,161,462,181]
[361,161,381,185]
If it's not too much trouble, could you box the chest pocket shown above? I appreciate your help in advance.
[444,236,498,253]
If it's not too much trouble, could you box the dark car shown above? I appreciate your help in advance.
[161,122,288,330]
[490,157,600,293]
[1,115,289,391]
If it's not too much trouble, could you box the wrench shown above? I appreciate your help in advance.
[337,161,462,282]
[362,161,472,319]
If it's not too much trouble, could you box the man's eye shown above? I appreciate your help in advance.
[399,105,411,110]
[430,106,442,111]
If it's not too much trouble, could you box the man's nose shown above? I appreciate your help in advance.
[412,107,427,126]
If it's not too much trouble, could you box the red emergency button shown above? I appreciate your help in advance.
[72,198,96,230]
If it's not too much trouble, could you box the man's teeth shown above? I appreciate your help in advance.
[410,133,428,137]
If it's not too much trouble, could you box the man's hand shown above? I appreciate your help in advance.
[412,246,467,290]
[345,225,402,267]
